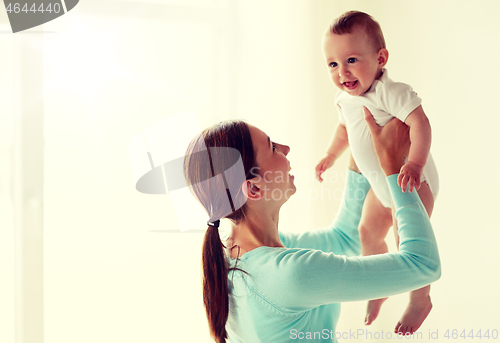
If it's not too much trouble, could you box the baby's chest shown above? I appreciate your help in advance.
[340,102,393,127]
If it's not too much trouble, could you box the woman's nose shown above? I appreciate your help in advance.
[281,144,290,156]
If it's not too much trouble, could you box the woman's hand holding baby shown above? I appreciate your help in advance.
[363,106,410,177]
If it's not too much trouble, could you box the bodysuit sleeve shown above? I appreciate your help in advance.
[334,90,347,125]
[376,80,422,123]
[279,169,369,257]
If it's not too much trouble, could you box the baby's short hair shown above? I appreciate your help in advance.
[329,11,386,52]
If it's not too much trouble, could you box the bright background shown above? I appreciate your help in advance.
[1,0,499,342]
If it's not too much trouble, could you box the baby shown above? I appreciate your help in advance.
[315,11,439,335]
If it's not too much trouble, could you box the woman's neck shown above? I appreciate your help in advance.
[227,213,284,258]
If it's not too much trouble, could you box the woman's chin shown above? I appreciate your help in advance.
[286,181,297,198]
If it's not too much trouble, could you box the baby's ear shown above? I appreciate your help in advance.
[378,48,389,67]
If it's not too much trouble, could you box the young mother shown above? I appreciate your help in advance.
[183,109,441,343]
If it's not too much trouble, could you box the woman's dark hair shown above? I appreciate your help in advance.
[183,120,257,342]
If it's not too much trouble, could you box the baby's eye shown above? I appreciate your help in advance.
[328,62,337,68]
[347,57,357,63]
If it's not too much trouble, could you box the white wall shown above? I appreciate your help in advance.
[1,1,499,342]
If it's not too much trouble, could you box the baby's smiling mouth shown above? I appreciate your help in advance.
[343,80,358,90]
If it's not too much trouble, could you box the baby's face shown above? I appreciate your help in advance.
[322,28,386,96]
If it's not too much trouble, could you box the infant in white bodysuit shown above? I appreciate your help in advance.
[315,10,439,336]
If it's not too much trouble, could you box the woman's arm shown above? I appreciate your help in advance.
[266,109,440,309]
[280,108,412,256]
[266,175,440,310]
[279,167,369,257]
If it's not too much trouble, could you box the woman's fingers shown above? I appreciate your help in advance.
[364,106,411,176]
[363,106,380,134]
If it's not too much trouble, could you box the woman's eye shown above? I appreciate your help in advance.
[272,143,276,152]
[328,62,337,68]
[347,57,357,63]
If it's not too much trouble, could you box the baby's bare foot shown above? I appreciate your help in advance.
[394,296,432,335]
[364,297,387,325]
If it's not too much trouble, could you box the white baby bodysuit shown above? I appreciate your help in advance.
[335,69,439,207]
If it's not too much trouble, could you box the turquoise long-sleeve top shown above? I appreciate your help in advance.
[226,170,441,343]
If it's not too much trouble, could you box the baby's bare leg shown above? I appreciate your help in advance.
[393,181,434,335]
[359,188,392,325]
[359,189,392,256]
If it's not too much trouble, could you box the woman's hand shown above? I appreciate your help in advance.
[363,107,410,176]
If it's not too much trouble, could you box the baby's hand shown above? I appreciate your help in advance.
[398,161,423,193]
[315,154,336,182]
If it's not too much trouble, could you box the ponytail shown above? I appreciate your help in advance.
[202,225,229,342]
[184,120,256,342]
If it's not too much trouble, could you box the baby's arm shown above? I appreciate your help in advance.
[315,123,349,182]
[398,105,431,192]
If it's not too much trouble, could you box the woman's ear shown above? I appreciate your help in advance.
[378,48,389,67]
[241,180,262,200]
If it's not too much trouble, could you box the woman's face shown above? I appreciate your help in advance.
[247,124,296,202]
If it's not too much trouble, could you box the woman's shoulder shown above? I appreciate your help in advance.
[231,244,322,270]
[233,245,332,277]
[278,230,294,247]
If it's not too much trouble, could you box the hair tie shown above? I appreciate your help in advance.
[207,219,220,228]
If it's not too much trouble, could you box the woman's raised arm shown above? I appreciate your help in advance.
[265,108,440,308]
[279,168,369,256]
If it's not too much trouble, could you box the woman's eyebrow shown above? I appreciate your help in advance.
[267,136,271,149]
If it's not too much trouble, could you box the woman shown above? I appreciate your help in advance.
[183,109,441,343]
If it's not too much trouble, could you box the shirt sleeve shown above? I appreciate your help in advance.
[334,91,347,125]
[279,169,370,257]
[377,80,421,122]
[263,175,440,311]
